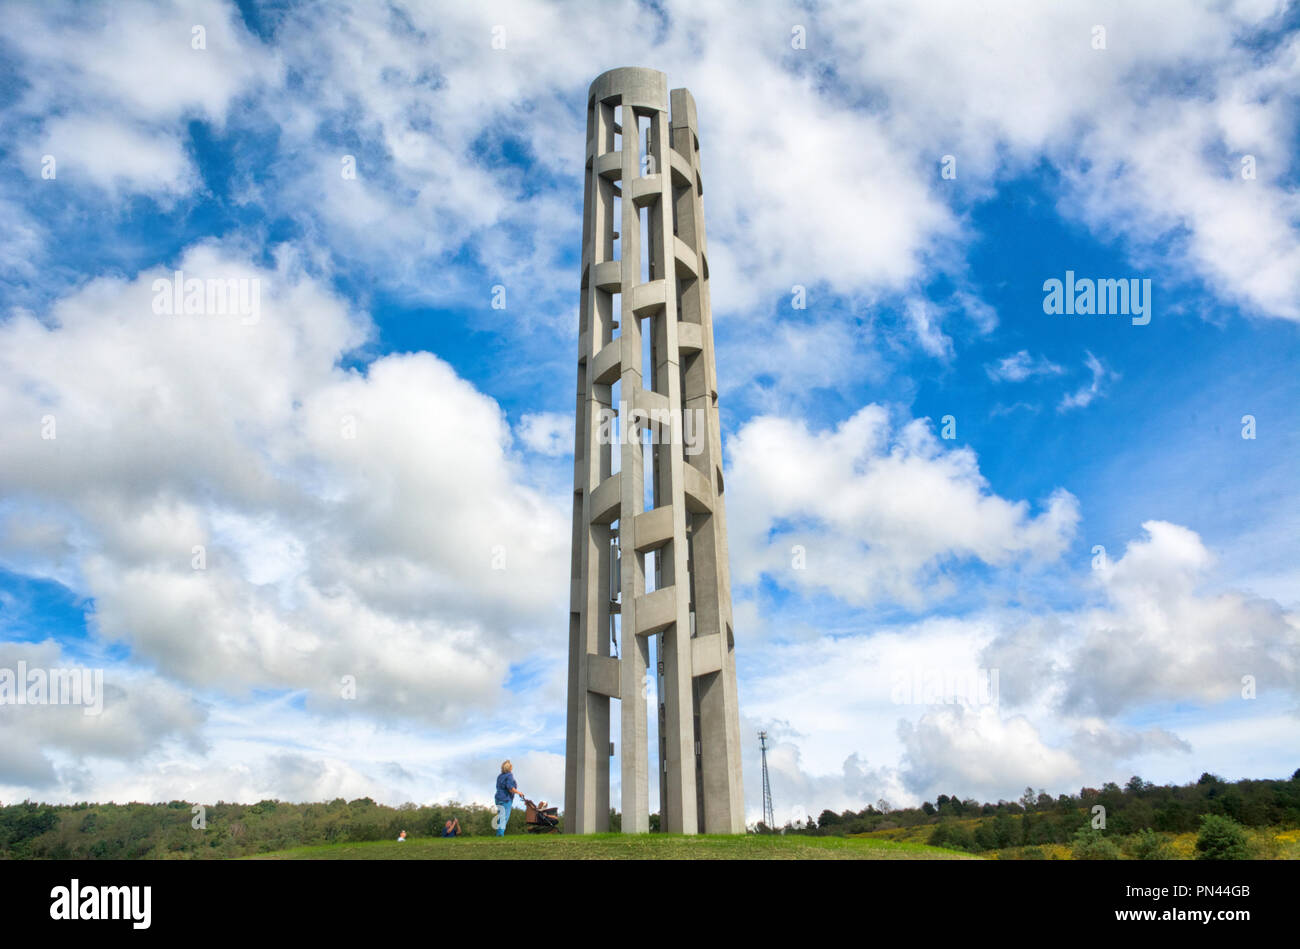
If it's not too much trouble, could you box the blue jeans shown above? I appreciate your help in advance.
[496,801,511,836]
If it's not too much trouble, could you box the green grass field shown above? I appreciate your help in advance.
[249,833,982,860]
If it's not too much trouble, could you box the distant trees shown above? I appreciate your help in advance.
[0,803,59,858]
[0,798,508,859]
[1154,800,1196,833]
[4,769,1296,859]
[761,769,1300,860]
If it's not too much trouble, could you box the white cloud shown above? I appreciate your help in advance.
[736,516,1299,807]
[903,299,954,360]
[515,412,569,456]
[4,0,1297,336]
[0,639,206,789]
[1062,521,1299,714]
[8,0,278,126]
[987,350,1065,383]
[726,405,1080,607]
[735,612,1126,809]
[898,705,1080,796]
[31,117,196,197]
[0,243,569,735]
[823,0,1300,321]
[1058,350,1118,411]
[980,522,1300,718]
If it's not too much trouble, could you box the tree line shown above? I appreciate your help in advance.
[3,769,1296,858]
[0,797,510,859]
[755,770,1300,858]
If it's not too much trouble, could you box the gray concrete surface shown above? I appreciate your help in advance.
[565,67,745,834]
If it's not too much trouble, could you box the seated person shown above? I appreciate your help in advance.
[441,817,461,837]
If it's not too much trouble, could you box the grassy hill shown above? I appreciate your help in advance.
[249,832,982,860]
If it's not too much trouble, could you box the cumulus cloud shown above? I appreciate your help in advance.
[31,117,196,198]
[898,705,1080,796]
[0,242,569,732]
[1061,521,1300,714]
[515,412,569,456]
[726,405,1080,607]
[7,0,279,125]
[823,0,1300,321]
[737,516,1299,808]
[2,0,1296,342]
[983,520,1300,716]
[0,639,206,788]
[2,0,1294,432]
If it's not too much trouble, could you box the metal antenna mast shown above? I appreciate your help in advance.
[758,730,774,830]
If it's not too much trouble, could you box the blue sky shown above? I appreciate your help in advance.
[0,0,1297,819]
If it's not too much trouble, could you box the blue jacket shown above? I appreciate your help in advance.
[495,771,517,805]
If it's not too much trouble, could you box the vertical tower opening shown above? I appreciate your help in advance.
[642,425,655,514]
[640,204,651,284]
[610,193,622,262]
[654,630,666,826]
[641,315,653,390]
[637,112,651,173]
[608,377,621,475]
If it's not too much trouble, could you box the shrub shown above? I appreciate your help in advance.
[1128,829,1174,860]
[928,822,976,852]
[1195,815,1254,860]
[1070,827,1121,860]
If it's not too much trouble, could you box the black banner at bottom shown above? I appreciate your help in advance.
[0,857,1285,935]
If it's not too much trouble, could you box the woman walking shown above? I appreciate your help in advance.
[494,760,524,836]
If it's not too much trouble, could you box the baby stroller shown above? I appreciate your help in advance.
[524,798,559,833]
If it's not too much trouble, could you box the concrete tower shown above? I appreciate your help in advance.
[565,67,743,835]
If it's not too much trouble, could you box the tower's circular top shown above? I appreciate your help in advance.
[588,67,668,112]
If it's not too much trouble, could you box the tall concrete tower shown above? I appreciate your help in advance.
[565,67,744,834]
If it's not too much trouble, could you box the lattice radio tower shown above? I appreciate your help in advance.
[759,730,775,830]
